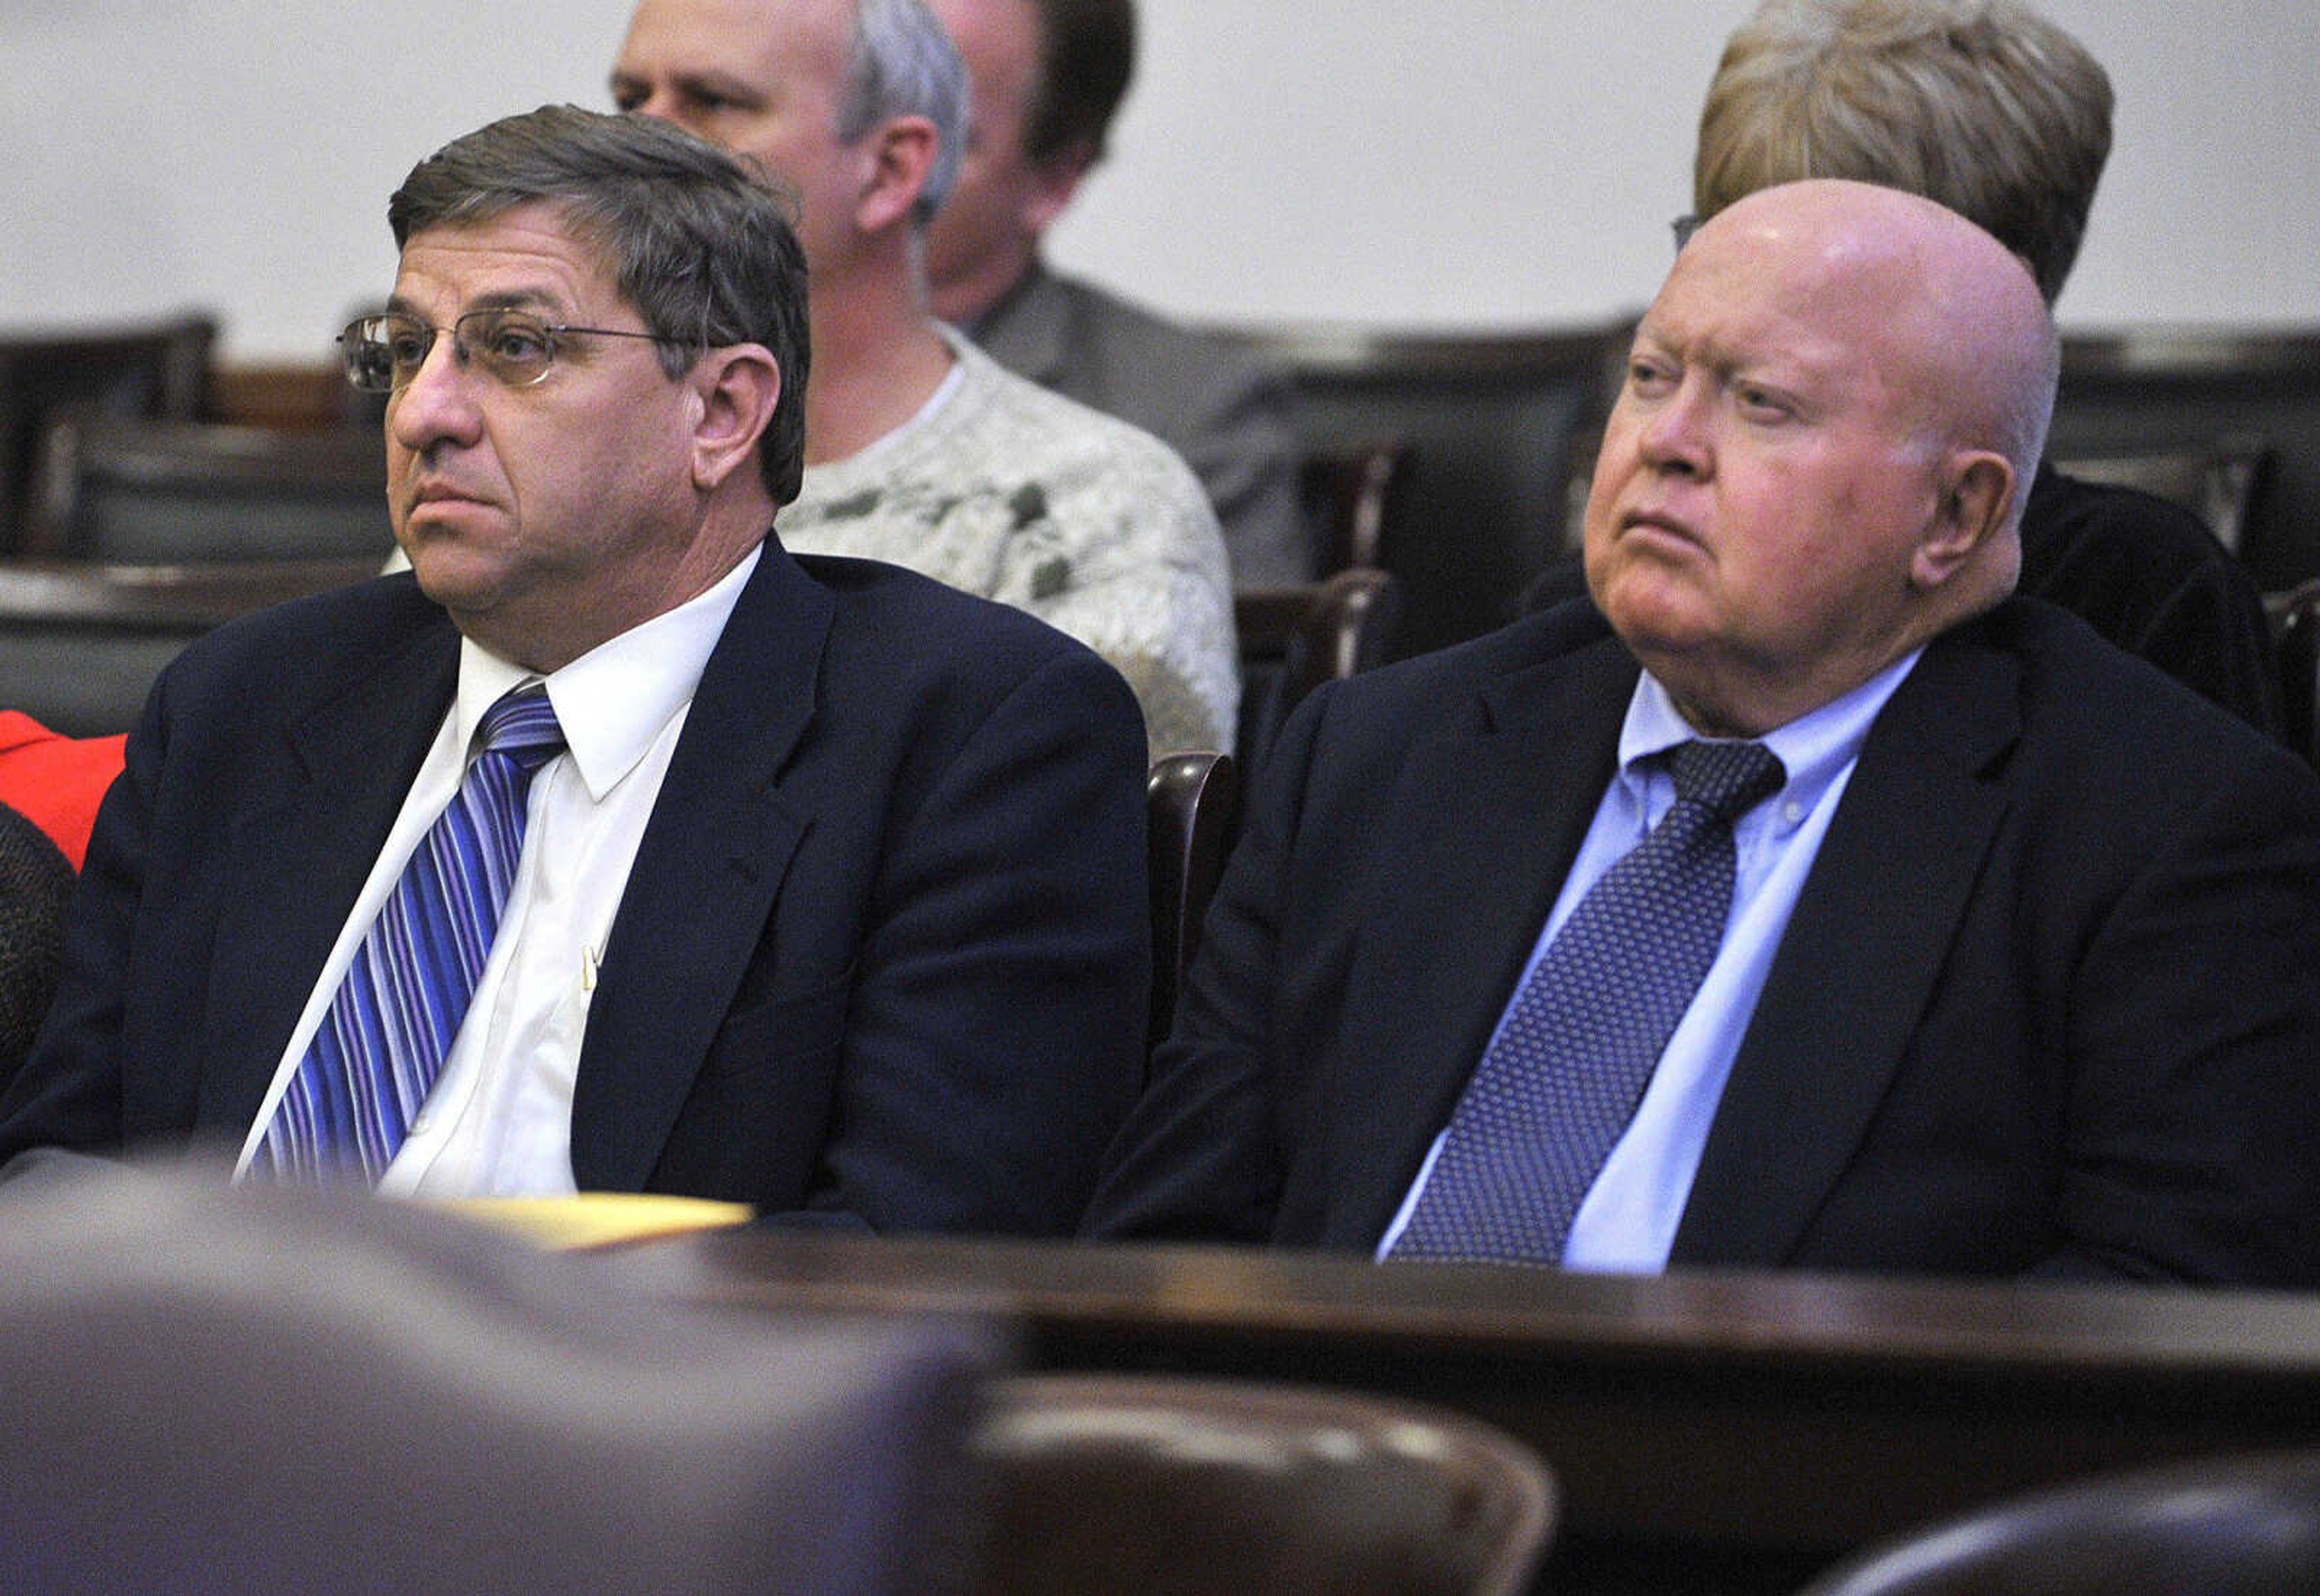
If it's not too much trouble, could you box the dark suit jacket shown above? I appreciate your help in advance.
[1085,598,2320,1284]
[967,259,1312,587]
[2022,462,2281,738]
[0,542,1152,1234]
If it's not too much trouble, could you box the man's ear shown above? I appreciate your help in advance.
[689,344,781,493]
[1914,449,2015,590]
[856,114,939,234]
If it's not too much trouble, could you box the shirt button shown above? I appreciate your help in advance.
[1782,800,1805,825]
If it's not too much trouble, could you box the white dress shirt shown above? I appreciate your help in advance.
[234,547,759,1195]
[1379,648,1922,1270]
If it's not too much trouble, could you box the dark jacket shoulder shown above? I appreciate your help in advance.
[2020,463,2281,736]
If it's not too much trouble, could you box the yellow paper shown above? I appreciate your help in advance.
[432,1192,753,1250]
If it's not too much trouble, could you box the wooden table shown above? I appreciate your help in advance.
[622,1230,2320,1592]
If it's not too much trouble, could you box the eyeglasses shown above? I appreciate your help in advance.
[337,309,681,393]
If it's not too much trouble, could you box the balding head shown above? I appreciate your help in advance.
[1583,178,2058,736]
[1701,179,2060,489]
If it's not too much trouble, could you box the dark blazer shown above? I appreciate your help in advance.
[0,543,1153,1234]
[967,260,1312,587]
[1085,598,2320,1284]
[2021,462,2281,738]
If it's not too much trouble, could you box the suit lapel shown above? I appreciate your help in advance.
[1321,634,1635,1245]
[195,613,459,1130]
[1671,623,2022,1266]
[569,547,827,1191]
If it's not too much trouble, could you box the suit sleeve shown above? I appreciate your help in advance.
[782,647,1153,1236]
[1078,681,1343,1242]
[2035,741,2320,1284]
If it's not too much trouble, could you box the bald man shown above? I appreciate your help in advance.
[1085,181,2320,1285]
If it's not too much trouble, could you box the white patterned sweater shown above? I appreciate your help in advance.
[777,330,1238,757]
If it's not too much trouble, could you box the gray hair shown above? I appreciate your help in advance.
[836,0,969,227]
[388,104,811,506]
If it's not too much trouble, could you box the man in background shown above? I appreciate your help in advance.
[613,0,1238,753]
[925,0,1310,587]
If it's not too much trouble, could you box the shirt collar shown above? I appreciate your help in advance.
[453,544,761,800]
[1619,648,1925,828]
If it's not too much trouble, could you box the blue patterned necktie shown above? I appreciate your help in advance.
[1389,739,1784,1266]
[257,687,566,1184]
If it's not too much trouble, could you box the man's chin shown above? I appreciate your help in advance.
[1595,569,1716,655]
[402,547,504,614]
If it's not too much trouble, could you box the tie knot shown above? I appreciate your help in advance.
[475,687,565,771]
[1664,739,1783,823]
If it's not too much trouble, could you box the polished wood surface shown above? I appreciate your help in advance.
[206,362,356,432]
[628,1229,2320,1592]
[0,556,382,628]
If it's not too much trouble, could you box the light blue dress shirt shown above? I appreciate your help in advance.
[1379,649,1924,1270]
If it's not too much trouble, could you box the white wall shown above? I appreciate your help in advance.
[4,0,2315,363]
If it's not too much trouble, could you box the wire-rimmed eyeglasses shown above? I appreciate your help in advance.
[337,309,682,393]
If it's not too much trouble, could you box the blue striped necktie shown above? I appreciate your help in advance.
[1389,739,1784,1266]
[257,686,566,1184]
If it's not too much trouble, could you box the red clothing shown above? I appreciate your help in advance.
[0,712,126,869]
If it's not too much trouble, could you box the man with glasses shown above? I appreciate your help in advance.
[0,105,1152,1232]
